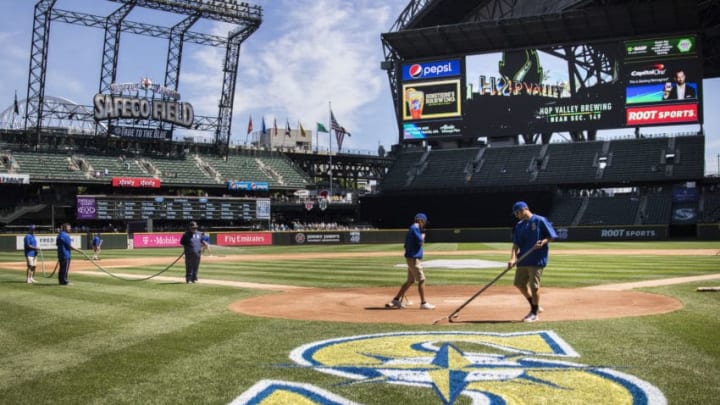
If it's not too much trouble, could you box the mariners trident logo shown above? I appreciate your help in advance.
[286,331,666,405]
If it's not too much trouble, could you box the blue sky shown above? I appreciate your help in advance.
[0,0,718,174]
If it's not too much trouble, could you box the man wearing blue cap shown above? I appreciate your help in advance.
[386,213,435,310]
[24,225,38,284]
[508,201,557,322]
[56,223,82,285]
[180,221,207,283]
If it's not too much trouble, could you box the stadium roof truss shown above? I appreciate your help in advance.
[23,0,261,154]
[382,0,719,126]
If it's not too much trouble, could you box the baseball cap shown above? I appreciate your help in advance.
[415,213,428,222]
[28,225,36,231]
[512,201,528,214]
[189,221,198,229]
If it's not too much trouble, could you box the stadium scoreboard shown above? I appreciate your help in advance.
[76,195,270,221]
[398,33,702,141]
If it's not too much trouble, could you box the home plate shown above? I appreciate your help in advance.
[394,259,506,269]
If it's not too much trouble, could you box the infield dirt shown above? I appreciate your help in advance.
[4,248,718,325]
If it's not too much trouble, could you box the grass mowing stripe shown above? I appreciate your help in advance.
[0,283,253,395]
[0,242,718,404]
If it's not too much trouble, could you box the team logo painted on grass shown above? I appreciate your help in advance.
[230,380,359,405]
[287,331,666,405]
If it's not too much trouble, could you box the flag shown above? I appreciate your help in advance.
[330,109,351,137]
[285,119,291,137]
[316,122,328,133]
[13,91,19,115]
[273,118,278,136]
[246,115,253,135]
[261,117,267,134]
[330,109,343,133]
[299,121,306,137]
[336,131,346,151]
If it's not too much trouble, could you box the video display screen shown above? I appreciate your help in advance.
[464,45,625,136]
[623,36,701,126]
[397,34,701,142]
[400,58,464,140]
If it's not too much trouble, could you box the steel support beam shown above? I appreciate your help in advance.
[25,0,57,144]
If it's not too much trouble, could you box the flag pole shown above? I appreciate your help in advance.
[328,101,333,198]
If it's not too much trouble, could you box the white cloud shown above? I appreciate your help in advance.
[183,0,402,150]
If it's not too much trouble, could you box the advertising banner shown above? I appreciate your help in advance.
[256,198,271,219]
[401,34,701,143]
[402,59,461,81]
[77,196,97,220]
[16,234,81,250]
[0,173,30,184]
[112,177,161,188]
[216,232,272,246]
[133,233,182,248]
[227,181,269,191]
[401,80,462,121]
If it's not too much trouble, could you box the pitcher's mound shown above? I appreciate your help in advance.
[228,286,681,325]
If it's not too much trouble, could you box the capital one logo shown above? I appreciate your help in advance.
[232,331,665,405]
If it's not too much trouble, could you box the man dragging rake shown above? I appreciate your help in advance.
[434,201,557,324]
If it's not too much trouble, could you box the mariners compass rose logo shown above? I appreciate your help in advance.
[279,331,666,405]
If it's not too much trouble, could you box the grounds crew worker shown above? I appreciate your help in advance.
[180,221,207,284]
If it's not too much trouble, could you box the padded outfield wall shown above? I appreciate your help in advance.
[11,223,720,254]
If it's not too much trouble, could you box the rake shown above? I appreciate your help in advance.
[432,248,535,324]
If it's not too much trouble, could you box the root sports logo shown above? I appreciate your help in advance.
[232,331,666,404]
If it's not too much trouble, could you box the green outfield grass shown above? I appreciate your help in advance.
[0,241,718,404]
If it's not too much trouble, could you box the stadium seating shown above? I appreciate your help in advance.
[201,153,310,188]
[639,188,673,224]
[150,157,214,185]
[378,150,425,191]
[548,194,584,226]
[379,135,705,193]
[535,142,603,184]
[12,151,89,181]
[700,188,720,221]
[577,193,640,225]
[79,154,153,179]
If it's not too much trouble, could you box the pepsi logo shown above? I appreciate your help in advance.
[408,64,423,78]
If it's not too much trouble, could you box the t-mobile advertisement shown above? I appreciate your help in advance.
[133,233,183,248]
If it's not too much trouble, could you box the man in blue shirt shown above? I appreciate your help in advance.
[56,223,82,285]
[92,233,103,260]
[200,231,211,255]
[386,213,435,310]
[508,201,558,322]
[180,221,207,284]
[24,225,38,284]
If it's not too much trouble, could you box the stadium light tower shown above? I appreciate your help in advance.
[24,0,262,154]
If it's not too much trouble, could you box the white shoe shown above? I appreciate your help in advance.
[420,302,436,310]
[522,313,539,323]
[385,299,404,309]
[27,279,33,284]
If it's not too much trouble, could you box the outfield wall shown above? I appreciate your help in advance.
[5,224,718,252]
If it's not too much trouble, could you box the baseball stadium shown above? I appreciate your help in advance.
[1,1,719,404]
